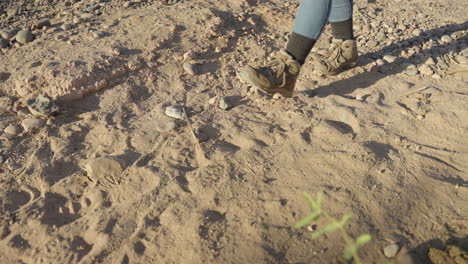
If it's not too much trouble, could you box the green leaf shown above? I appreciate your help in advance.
[294,211,321,229]
[339,214,352,226]
[311,222,339,239]
[355,234,372,248]
[303,192,319,211]
[315,192,323,208]
[343,244,357,260]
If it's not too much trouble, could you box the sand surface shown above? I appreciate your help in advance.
[0,0,467,263]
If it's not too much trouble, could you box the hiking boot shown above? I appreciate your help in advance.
[313,39,358,76]
[239,50,301,97]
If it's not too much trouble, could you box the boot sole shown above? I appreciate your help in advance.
[316,61,358,76]
[239,68,293,98]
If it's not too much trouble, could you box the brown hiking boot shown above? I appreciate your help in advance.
[313,39,358,76]
[239,50,301,97]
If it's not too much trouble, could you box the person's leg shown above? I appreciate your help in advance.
[286,0,331,64]
[314,0,357,75]
[239,0,331,97]
[329,0,354,40]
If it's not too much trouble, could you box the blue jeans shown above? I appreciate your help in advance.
[292,0,353,39]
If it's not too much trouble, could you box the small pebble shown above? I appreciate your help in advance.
[183,62,198,75]
[376,59,385,66]
[0,38,9,48]
[165,106,184,120]
[383,55,397,63]
[405,69,419,76]
[15,30,35,44]
[384,243,400,258]
[440,35,453,43]
[431,73,441,79]
[21,118,45,132]
[412,29,422,36]
[425,57,436,65]
[4,124,20,136]
[93,31,105,38]
[208,97,218,105]
[272,93,283,100]
[219,97,232,110]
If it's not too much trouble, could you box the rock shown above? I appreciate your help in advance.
[46,117,55,126]
[21,118,45,132]
[85,157,125,182]
[419,65,435,75]
[219,97,232,110]
[61,24,73,31]
[93,31,105,38]
[33,19,51,30]
[183,62,198,75]
[405,69,419,76]
[208,97,218,105]
[432,73,441,79]
[366,40,377,48]
[376,59,385,66]
[272,93,283,100]
[0,38,9,48]
[15,30,35,44]
[461,48,468,57]
[0,28,19,40]
[412,29,422,36]
[183,51,197,61]
[383,55,397,63]
[384,243,400,258]
[26,95,59,117]
[440,35,453,43]
[451,31,463,40]
[165,106,184,120]
[4,124,20,136]
[80,13,95,19]
[425,57,436,65]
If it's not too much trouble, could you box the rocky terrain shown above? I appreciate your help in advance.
[0,0,467,263]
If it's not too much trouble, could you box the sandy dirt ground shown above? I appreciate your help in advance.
[0,0,467,263]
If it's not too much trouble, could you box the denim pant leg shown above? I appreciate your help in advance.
[292,0,331,40]
[329,0,353,23]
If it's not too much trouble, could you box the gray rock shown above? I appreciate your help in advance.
[21,118,45,132]
[0,38,9,48]
[219,97,232,110]
[26,95,59,117]
[461,48,468,57]
[440,35,453,43]
[80,13,95,19]
[15,30,35,44]
[405,69,419,76]
[451,31,463,40]
[33,19,51,30]
[425,57,436,65]
[183,62,198,75]
[384,243,400,258]
[383,55,397,63]
[4,124,20,136]
[412,29,422,36]
[165,106,184,120]
[0,28,19,40]
[376,59,385,66]
[61,24,74,31]
[93,31,105,38]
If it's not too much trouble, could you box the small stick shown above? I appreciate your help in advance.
[182,107,208,164]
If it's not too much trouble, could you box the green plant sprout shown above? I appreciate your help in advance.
[294,192,372,264]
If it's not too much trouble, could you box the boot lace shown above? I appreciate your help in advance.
[261,58,288,87]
